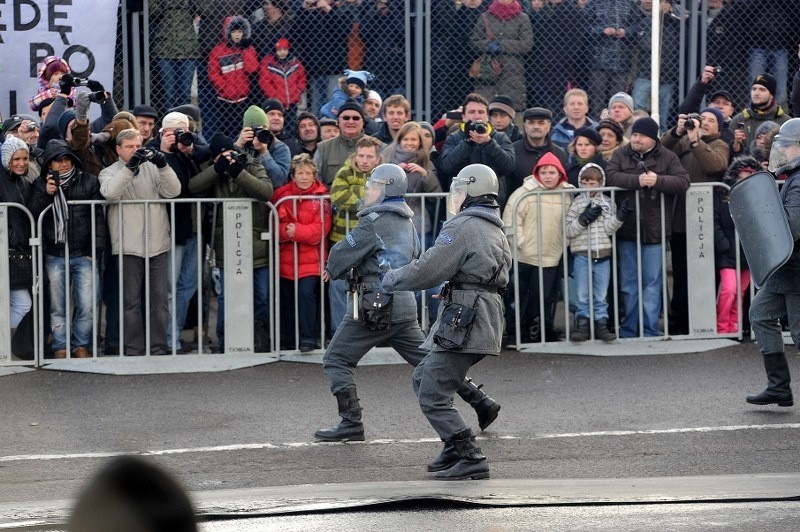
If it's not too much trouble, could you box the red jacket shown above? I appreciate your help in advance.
[272,180,331,279]
[258,54,308,108]
[208,16,259,101]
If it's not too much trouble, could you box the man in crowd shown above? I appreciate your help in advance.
[510,107,568,193]
[132,105,159,144]
[373,94,411,144]
[731,74,792,146]
[293,112,322,157]
[551,89,599,150]
[235,105,291,187]
[488,96,521,143]
[606,91,636,139]
[315,101,382,187]
[261,98,302,155]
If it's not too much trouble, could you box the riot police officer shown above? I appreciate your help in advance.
[315,164,501,442]
[745,118,800,408]
[381,164,512,480]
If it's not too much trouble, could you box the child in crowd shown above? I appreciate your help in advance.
[565,164,628,342]
[319,69,374,119]
[273,154,331,352]
[208,15,259,137]
[258,38,307,136]
[327,135,383,333]
[714,156,759,334]
[29,56,75,112]
[503,152,574,343]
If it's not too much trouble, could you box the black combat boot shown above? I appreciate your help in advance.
[457,377,501,431]
[434,429,490,481]
[314,388,366,441]
[746,352,794,407]
[594,318,617,342]
[570,317,590,342]
[427,440,459,472]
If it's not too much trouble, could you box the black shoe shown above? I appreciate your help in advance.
[594,318,617,342]
[314,388,365,441]
[746,352,793,407]
[427,441,459,472]
[570,318,589,342]
[746,390,794,407]
[434,429,489,481]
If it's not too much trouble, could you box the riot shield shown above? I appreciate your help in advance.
[729,171,794,288]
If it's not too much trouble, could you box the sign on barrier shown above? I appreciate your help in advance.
[686,185,717,336]
[223,201,255,354]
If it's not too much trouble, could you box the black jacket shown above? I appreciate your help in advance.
[0,166,47,251]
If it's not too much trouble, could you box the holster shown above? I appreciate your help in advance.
[433,293,480,351]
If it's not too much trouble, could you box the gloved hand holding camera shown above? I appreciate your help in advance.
[125,148,148,171]
[58,73,75,95]
[578,203,603,226]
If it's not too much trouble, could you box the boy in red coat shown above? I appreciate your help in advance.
[258,38,307,136]
[208,15,259,137]
[273,154,332,352]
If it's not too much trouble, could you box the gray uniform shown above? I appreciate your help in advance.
[382,206,512,440]
[323,200,425,394]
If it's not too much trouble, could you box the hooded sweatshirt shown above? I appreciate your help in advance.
[208,16,259,101]
[502,152,575,266]
[564,164,623,259]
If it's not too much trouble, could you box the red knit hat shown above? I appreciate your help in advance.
[276,38,290,50]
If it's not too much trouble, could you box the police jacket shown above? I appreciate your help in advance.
[606,142,690,243]
[765,162,800,294]
[382,206,512,355]
[34,165,105,258]
[325,199,420,324]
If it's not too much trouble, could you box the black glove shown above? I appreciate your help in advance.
[58,73,75,95]
[616,198,634,221]
[213,155,230,176]
[226,156,244,178]
[150,149,168,168]
[578,203,603,226]
[87,79,105,93]
[125,148,147,171]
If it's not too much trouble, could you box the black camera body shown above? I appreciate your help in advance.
[465,120,488,136]
[231,152,248,166]
[49,169,60,186]
[712,66,722,76]
[141,147,157,161]
[252,126,274,146]
[685,113,702,131]
[173,128,197,147]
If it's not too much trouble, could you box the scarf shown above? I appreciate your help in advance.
[752,97,776,114]
[51,166,76,244]
[387,147,423,193]
[488,0,522,21]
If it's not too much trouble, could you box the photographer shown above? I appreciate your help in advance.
[151,111,211,352]
[188,133,273,353]
[2,115,44,182]
[99,129,181,356]
[234,105,291,187]
[440,93,515,207]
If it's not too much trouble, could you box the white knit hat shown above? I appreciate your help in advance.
[365,90,383,107]
[1,136,29,170]
[161,111,189,129]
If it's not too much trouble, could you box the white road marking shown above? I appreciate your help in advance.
[2,423,799,463]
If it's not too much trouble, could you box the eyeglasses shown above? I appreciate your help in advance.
[340,115,362,121]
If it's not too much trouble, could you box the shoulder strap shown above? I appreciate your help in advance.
[482,13,495,41]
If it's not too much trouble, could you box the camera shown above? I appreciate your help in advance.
[173,128,197,146]
[20,122,39,133]
[87,90,107,103]
[712,66,722,76]
[49,170,60,186]
[252,126,274,146]
[685,113,702,131]
[141,147,157,161]
[446,110,463,120]
[465,120,488,135]
[230,152,247,165]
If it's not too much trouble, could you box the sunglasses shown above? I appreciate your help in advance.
[340,115,362,121]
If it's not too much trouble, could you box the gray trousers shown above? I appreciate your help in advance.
[413,351,485,441]
[119,253,169,356]
[323,316,428,395]
[750,286,800,354]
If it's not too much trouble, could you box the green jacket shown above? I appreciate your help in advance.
[150,0,211,60]
[329,159,368,243]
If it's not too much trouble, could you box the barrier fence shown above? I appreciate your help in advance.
[2,184,752,369]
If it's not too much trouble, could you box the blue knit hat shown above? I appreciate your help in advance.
[58,110,76,139]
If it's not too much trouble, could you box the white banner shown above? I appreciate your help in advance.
[0,0,119,120]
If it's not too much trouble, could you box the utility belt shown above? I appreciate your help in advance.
[348,270,392,330]
[450,282,501,294]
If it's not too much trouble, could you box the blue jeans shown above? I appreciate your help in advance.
[618,241,663,338]
[10,289,32,329]
[216,266,269,350]
[749,48,789,108]
[167,234,199,350]
[632,78,674,132]
[46,255,99,351]
[573,254,611,321]
[157,59,198,111]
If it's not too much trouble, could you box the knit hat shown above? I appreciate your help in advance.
[596,119,624,142]
[262,98,285,115]
[755,120,779,138]
[608,91,634,112]
[1,136,29,169]
[337,100,365,119]
[699,107,725,130]
[58,110,76,138]
[344,69,373,90]
[631,117,660,142]
[132,105,159,119]
[489,95,516,119]
[209,133,236,158]
[752,73,777,96]
[523,107,552,121]
[161,111,189,129]
[574,126,602,146]
[40,56,70,82]
[243,105,269,128]
[276,37,290,50]
[417,121,435,139]
[365,90,383,107]
[112,111,138,129]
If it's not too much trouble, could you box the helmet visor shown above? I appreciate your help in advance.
[362,178,386,207]
[768,136,800,172]
[447,182,469,219]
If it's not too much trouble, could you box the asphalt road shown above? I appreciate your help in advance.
[2,341,799,528]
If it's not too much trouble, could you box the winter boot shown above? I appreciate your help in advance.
[457,377,501,431]
[746,352,794,407]
[434,429,490,480]
[594,318,617,342]
[427,439,459,472]
[314,388,366,441]
[570,317,590,342]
